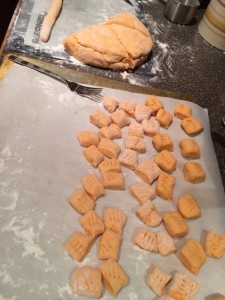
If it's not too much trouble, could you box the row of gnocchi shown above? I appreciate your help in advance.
[65,95,225,299]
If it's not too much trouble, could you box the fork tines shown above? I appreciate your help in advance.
[76,85,103,95]
[79,93,103,103]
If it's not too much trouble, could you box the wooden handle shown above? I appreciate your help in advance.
[40,0,63,42]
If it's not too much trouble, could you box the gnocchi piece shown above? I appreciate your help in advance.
[103,207,127,234]
[156,231,176,256]
[77,131,100,147]
[204,230,225,258]
[99,123,122,140]
[179,139,201,159]
[152,134,174,151]
[98,159,121,174]
[146,265,172,296]
[80,210,105,237]
[98,259,129,297]
[103,96,119,113]
[163,211,189,238]
[181,117,204,135]
[135,200,162,227]
[183,162,206,183]
[98,229,122,261]
[168,272,200,300]
[156,173,175,201]
[156,109,173,129]
[145,95,164,116]
[82,173,104,200]
[134,104,152,123]
[69,188,95,215]
[111,110,131,128]
[179,238,206,274]
[174,102,192,120]
[142,119,160,137]
[129,182,156,204]
[70,266,103,298]
[155,150,177,172]
[102,172,125,190]
[119,148,138,170]
[65,232,94,262]
[132,227,158,252]
[98,138,121,159]
[90,110,111,128]
[135,159,160,184]
[128,121,144,137]
[119,99,136,117]
[177,194,201,219]
[83,145,104,167]
[124,135,147,152]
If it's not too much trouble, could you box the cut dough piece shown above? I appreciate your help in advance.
[119,148,138,170]
[183,162,206,183]
[80,210,105,237]
[65,232,94,262]
[134,104,152,122]
[128,121,144,137]
[156,173,175,201]
[119,99,137,117]
[204,230,225,258]
[152,134,174,151]
[174,103,192,119]
[98,259,129,297]
[156,109,173,129]
[179,139,201,159]
[142,119,160,137]
[146,265,172,296]
[82,173,104,200]
[155,150,177,172]
[132,227,158,252]
[135,159,160,184]
[145,95,164,116]
[163,211,189,238]
[98,229,122,261]
[124,135,147,153]
[177,194,201,219]
[90,110,111,128]
[99,124,122,140]
[83,145,104,167]
[102,172,125,190]
[168,272,200,300]
[70,266,103,298]
[98,138,121,159]
[64,13,153,70]
[181,117,204,135]
[156,231,176,256]
[129,182,156,204]
[69,188,95,214]
[77,131,100,147]
[103,207,127,234]
[135,200,162,227]
[111,110,131,128]
[179,238,206,274]
[98,159,121,174]
[103,96,119,113]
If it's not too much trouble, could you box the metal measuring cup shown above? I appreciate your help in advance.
[164,0,200,25]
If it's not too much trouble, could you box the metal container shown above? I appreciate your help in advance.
[164,0,200,25]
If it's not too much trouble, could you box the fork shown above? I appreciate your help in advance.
[8,55,103,103]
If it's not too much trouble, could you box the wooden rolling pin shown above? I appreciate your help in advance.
[40,0,63,42]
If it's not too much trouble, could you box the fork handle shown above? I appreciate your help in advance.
[8,55,65,85]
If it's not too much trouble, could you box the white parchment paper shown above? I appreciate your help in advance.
[0,65,224,300]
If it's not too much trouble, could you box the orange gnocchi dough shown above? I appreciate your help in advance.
[103,207,127,234]
[70,266,103,298]
[83,145,104,167]
[80,210,105,237]
[98,259,129,297]
[82,173,104,200]
[69,188,95,214]
[98,229,122,261]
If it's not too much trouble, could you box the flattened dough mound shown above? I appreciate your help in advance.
[64,12,153,70]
